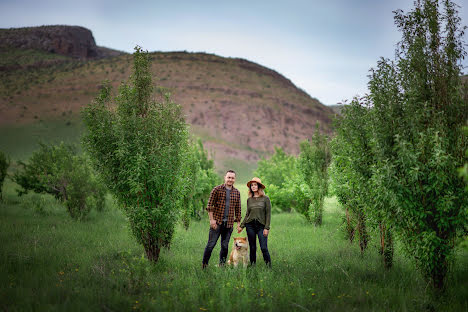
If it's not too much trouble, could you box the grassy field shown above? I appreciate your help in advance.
[1,179,467,312]
[0,117,84,161]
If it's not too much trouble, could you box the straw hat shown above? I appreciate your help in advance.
[246,177,265,189]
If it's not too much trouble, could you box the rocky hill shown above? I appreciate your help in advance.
[0,25,336,170]
[0,25,123,59]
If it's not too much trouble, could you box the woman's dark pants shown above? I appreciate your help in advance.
[245,220,271,266]
[202,221,233,266]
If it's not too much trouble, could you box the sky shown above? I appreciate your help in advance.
[1,0,467,105]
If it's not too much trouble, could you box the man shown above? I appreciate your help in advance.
[202,170,241,268]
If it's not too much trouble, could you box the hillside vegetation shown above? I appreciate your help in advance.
[0,26,335,170]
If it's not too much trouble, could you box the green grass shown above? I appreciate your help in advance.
[221,158,257,184]
[0,119,257,181]
[0,118,84,161]
[0,48,70,67]
[1,180,467,312]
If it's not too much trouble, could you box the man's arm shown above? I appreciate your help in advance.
[235,189,242,231]
[208,211,217,230]
[207,187,218,229]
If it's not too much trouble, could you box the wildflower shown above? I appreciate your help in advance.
[59,271,64,275]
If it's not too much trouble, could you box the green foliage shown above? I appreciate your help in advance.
[254,147,298,212]
[330,100,372,254]
[0,151,9,201]
[332,0,468,288]
[297,125,331,225]
[82,46,188,262]
[369,0,468,289]
[460,125,468,190]
[12,142,105,220]
[1,191,467,312]
[181,138,220,229]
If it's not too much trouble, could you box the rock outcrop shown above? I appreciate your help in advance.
[0,25,121,59]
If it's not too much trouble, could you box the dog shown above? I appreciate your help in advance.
[228,237,249,267]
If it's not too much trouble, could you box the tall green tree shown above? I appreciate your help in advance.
[330,101,372,254]
[82,47,188,262]
[367,0,468,288]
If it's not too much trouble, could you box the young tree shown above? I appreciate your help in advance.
[82,47,188,262]
[0,151,9,201]
[330,101,372,254]
[367,0,468,288]
[297,125,331,225]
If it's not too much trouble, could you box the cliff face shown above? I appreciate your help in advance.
[0,25,119,59]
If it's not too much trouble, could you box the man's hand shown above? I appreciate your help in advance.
[263,229,269,237]
[237,225,242,233]
[210,219,218,230]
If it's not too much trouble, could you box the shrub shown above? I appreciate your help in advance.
[13,142,105,220]
[255,147,297,213]
[82,47,188,262]
[181,138,220,229]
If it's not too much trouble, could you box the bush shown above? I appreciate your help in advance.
[13,142,105,220]
[180,138,220,229]
[255,147,297,213]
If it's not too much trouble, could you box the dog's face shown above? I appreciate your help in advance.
[233,237,248,250]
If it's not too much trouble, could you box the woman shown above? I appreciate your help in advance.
[237,177,271,267]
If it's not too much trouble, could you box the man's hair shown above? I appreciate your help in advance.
[225,169,236,176]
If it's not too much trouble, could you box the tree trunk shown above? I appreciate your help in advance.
[143,233,161,262]
[345,206,355,243]
[431,246,447,290]
[379,223,393,269]
[313,197,323,226]
[357,211,368,254]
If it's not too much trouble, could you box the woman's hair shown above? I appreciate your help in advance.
[248,184,265,198]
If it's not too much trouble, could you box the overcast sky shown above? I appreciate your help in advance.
[1,0,467,105]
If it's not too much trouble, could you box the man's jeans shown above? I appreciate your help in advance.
[202,221,233,266]
[245,220,271,266]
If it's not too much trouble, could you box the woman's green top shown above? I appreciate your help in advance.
[240,195,271,230]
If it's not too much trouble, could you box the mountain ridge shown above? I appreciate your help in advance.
[0,25,336,170]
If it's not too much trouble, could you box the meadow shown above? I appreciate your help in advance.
[1,179,467,312]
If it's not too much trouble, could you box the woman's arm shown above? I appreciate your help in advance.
[240,198,252,229]
[264,196,271,230]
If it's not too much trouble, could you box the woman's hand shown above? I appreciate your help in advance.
[263,229,269,237]
[237,225,243,233]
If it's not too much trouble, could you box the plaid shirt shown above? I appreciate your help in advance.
[206,184,241,228]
